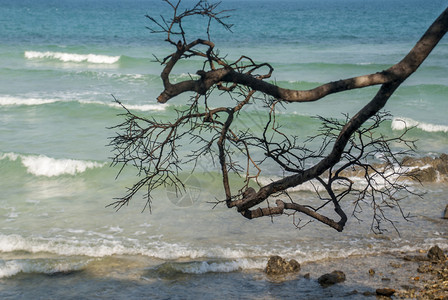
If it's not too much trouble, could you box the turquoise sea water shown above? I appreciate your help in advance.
[1,0,447,298]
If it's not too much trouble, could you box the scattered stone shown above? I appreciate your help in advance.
[368,268,375,276]
[396,251,448,299]
[400,284,416,290]
[346,290,358,296]
[403,254,429,262]
[381,277,391,282]
[362,291,375,296]
[265,255,300,275]
[417,263,433,273]
[427,245,446,261]
[444,204,448,219]
[376,288,396,297]
[390,262,401,268]
[303,273,310,279]
[318,270,346,286]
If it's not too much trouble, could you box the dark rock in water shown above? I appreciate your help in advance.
[444,204,448,219]
[427,245,446,261]
[376,288,396,297]
[403,254,429,262]
[265,255,300,275]
[402,154,448,182]
[417,263,433,273]
[346,290,358,296]
[318,270,346,286]
[340,154,448,183]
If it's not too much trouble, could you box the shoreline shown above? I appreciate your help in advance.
[268,246,448,299]
[0,247,447,299]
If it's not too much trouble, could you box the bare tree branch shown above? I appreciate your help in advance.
[110,0,447,232]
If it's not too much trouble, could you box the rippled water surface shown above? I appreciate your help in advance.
[0,0,447,298]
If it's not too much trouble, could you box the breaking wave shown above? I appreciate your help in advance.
[24,51,120,64]
[0,96,60,106]
[0,258,89,278]
[392,117,448,133]
[2,232,446,277]
[0,152,106,177]
[102,101,167,112]
[0,96,167,111]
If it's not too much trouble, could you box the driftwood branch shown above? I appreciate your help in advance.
[110,0,447,232]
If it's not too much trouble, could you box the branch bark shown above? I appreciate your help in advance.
[157,7,447,104]
[111,1,447,232]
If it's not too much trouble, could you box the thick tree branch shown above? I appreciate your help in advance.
[111,1,447,232]
[228,8,448,213]
[157,8,447,104]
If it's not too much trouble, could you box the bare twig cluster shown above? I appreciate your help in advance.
[110,0,448,232]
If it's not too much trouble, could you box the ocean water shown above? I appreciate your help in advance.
[0,0,447,298]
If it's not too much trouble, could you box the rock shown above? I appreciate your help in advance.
[427,245,446,261]
[390,262,401,268]
[444,204,448,219]
[339,154,448,183]
[265,255,300,275]
[402,154,448,183]
[376,288,396,297]
[318,270,346,286]
[417,263,433,273]
[403,255,429,262]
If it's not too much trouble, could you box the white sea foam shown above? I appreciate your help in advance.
[25,51,120,64]
[170,73,200,83]
[257,176,325,192]
[392,117,448,133]
[0,96,59,106]
[0,152,106,177]
[0,152,19,161]
[0,96,168,111]
[0,233,446,275]
[77,100,167,112]
[177,259,265,274]
[22,155,105,177]
[0,258,89,278]
[108,102,167,112]
[0,233,262,263]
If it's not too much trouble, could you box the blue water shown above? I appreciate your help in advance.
[0,0,447,298]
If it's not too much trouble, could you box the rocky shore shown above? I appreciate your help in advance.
[265,245,448,299]
[395,246,447,299]
[402,154,448,183]
[339,154,448,183]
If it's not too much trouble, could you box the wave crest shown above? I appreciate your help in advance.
[24,51,120,64]
[0,96,59,106]
[0,258,89,278]
[0,96,167,111]
[0,152,106,177]
[392,117,448,133]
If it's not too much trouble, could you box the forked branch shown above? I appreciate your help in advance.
[110,0,447,232]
